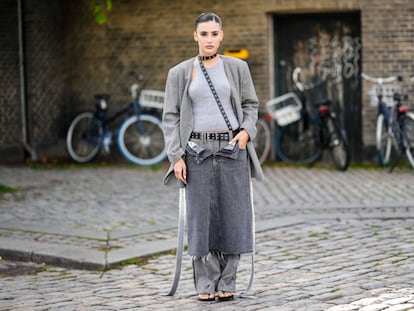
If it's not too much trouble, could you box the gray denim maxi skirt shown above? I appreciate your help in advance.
[185,137,254,257]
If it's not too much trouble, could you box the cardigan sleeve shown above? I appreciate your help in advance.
[162,68,185,166]
[238,61,259,141]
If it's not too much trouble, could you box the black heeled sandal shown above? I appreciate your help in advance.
[198,293,215,302]
[218,291,234,301]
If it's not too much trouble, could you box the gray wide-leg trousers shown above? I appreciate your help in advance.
[185,136,253,294]
[193,252,240,294]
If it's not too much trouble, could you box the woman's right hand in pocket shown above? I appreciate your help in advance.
[174,157,187,184]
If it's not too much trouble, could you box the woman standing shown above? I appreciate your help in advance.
[162,12,263,302]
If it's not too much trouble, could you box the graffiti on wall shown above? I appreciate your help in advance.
[303,34,361,82]
[289,31,361,119]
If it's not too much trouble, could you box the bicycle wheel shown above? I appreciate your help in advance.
[117,114,166,166]
[275,116,321,163]
[403,113,414,168]
[66,111,101,163]
[325,116,350,171]
[253,118,272,164]
[376,113,393,166]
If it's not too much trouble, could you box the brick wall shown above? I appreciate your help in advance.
[63,0,414,161]
[2,0,414,162]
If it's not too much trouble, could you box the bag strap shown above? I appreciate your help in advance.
[165,188,186,296]
[198,57,233,132]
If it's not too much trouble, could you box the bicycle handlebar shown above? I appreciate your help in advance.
[292,67,327,92]
[131,83,140,99]
[292,67,305,92]
[361,72,402,84]
[130,72,145,99]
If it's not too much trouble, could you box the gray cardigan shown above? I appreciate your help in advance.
[162,55,264,187]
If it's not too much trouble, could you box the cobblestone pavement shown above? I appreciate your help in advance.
[0,163,414,310]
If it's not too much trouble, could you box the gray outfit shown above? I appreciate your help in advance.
[162,55,264,188]
[162,55,262,295]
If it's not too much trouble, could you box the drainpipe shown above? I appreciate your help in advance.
[17,0,36,161]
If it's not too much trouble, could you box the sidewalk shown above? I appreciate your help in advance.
[0,164,414,310]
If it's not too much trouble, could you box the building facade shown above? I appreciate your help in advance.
[1,0,414,163]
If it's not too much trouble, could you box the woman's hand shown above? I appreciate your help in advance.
[230,129,249,149]
[174,157,187,184]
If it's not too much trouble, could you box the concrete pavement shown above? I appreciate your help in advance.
[0,163,413,310]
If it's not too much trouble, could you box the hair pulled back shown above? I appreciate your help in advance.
[195,12,222,30]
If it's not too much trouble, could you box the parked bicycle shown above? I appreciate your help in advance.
[362,72,414,171]
[253,67,350,171]
[66,79,167,166]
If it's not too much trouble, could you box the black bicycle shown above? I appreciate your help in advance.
[66,80,166,166]
[254,67,351,171]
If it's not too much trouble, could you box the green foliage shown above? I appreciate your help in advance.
[0,184,17,194]
[93,0,112,25]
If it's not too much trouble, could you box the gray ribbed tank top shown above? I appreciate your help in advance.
[188,59,239,132]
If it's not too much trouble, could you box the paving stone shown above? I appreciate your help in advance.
[1,165,414,309]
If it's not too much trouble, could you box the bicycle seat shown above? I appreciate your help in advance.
[393,93,408,101]
[313,99,330,107]
[94,94,111,101]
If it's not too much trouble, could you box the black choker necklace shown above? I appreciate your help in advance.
[199,53,217,61]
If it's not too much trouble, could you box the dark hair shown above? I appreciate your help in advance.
[195,12,222,30]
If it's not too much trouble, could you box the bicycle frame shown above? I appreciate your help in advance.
[276,67,350,169]
[363,72,414,170]
[382,98,414,172]
[377,98,405,150]
[318,102,338,146]
[93,77,152,138]
[92,99,130,150]
[255,67,350,170]
[294,66,346,144]
[67,79,167,166]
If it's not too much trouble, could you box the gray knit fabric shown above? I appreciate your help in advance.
[189,59,239,132]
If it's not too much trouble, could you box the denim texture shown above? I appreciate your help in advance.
[193,252,240,293]
[162,56,264,188]
[185,137,253,256]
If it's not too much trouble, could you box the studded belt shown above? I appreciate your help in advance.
[190,129,240,141]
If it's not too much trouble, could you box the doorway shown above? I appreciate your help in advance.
[274,12,362,159]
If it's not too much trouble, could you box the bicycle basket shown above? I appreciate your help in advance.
[139,89,165,110]
[368,84,401,107]
[265,92,302,126]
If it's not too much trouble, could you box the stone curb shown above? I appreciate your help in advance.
[1,208,412,270]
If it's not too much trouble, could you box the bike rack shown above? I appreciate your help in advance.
[368,84,401,107]
[265,92,302,127]
[139,89,165,111]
